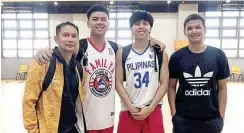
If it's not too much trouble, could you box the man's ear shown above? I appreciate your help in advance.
[87,20,90,28]
[54,36,58,44]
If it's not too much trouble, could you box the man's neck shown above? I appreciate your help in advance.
[89,33,105,47]
[58,48,73,64]
[188,41,207,53]
[133,39,149,52]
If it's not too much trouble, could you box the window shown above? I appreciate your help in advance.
[240,39,244,48]
[107,12,133,45]
[109,13,116,18]
[106,30,116,38]
[109,20,115,28]
[18,50,33,57]
[20,31,33,38]
[118,20,130,28]
[205,12,221,17]
[2,13,16,19]
[205,11,243,58]
[19,20,33,28]
[33,13,48,19]
[222,50,237,58]
[222,39,238,49]
[223,11,239,17]
[118,30,131,38]
[3,40,17,49]
[35,20,48,28]
[4,20,17,28]
[117,13,132,18]
[18,40,33,49]
[206,30,219,37]
[240,30,244,37]
[240,19,244,27]
[239,50,244,57]
[34,40,49,49]
[204,39,220,48]
[222,30,236,37]
[35,31,49,38]
[117,39,132,46]
[3,50,17,57]
[223,19,237,27]
[4,31,17,38]
[17,13,32,19]
[241,11,244,16]
[206,19,219,27]
[1,12,49,58]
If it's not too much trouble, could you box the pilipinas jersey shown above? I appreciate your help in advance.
[83,38,115,130]
[121,45,160,111]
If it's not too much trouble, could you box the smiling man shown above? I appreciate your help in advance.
[22,21,86,133]
[168,14,230,133]
[115,10,169,133]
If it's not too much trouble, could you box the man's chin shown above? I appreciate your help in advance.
[63,48,75,53]
[189,38,202,43]
[95,30,106,35]
[190,40,202,44]
[135,35,148,40]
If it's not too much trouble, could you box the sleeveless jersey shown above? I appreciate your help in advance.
[121,45,160,111]
[83,39,115,130]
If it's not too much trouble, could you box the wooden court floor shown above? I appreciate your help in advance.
[1,80,243,133]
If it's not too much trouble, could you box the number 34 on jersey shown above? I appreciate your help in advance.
[134,71,149,89]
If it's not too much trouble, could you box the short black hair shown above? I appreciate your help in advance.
[87,4,109,19]
[56,21,79,36]
[184,14,205,30]
[129,10,154,28]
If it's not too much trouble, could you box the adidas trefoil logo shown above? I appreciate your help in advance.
[183,66,213,96]
[183,66,213,87]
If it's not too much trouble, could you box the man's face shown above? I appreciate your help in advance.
[87,11,109,36]
[55,25,79,52]
[132,20,151,40]
[184,19,205,44]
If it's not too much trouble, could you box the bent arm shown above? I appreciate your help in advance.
[115,48,135,112]
[149,51,169,110]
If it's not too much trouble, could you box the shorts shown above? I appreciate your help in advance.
[117,105,164,133]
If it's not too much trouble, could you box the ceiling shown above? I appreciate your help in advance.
[1,1,244,13]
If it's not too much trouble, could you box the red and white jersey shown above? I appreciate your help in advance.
[83,38,115,130]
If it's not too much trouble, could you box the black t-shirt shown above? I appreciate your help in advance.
[169,46,230,120]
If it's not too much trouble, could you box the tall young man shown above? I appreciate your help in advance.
[22,21,86,133]
[115,10,169,133]
[168,14,230,133]
[35,4,166,133]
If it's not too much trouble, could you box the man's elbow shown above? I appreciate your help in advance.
[218,86,227,91]
[115,80,123,90]
[168,85,177,92]
[218,80,227,91]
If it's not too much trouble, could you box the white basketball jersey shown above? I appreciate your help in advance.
[121,45,160,111]
[83,39,115,130]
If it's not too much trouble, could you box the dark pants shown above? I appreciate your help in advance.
[172,114,224,133]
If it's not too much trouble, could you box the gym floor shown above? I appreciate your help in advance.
[1,80,243,133]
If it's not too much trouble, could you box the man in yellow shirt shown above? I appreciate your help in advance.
[22,21,86,133]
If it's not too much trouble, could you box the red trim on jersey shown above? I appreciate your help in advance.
[87,37,106,53]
